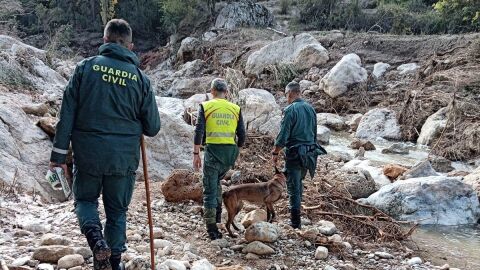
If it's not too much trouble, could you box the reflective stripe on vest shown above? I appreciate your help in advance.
[203,98,240,145]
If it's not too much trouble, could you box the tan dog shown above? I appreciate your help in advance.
[222,167,287,238]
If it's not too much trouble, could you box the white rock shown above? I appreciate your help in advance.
[314,246,328,260]
[372,62,391,78]
[11,256,30,267]
[183,93,214,113]
[299,80,314,92]
[317,125,331,144]
[417,107,448,145]
[346,113,363,131]
[157,259,187,270]
[238,88,282,137]
[40,233,70,246]
[241,209,267,228]
[244,222,279,243]
[215,1,273,30]
[145,105,194,180]
[173,60,205,77]
[402,160,439,179]
[37,263,54,270]
[245,33,329,76]
[343,159,391,187]
[23,223,52,233]
[320,54,367,98]
[191,259,215,270]
[408,257,423,265]
[328,234,343,243]
[242,241,275,255]
[167,76,215,98]
[317,220,337,236]
[375,251,394,259]
[57,254,85,269]
[177,37,201,63]
[125,256,149,270]
[464,166,480,198]
[355,108,401,140]
[397,63,419,74]
[245,253,259,260]
[153,239,173,249]
[316,113,347,131]
[324,266,337,270]
[361,176,480,225]
[202,31,218,42]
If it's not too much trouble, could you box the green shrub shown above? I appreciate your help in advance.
[280,0,291,15]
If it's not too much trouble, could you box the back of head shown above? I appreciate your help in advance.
[104,19,132,48]
[211,78,228,97]
[285,81,301,95]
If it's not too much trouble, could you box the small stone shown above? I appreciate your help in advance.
[328,234,342,243]
[153,239,173,249]
[40,233,70,246]
[23,223,51,233]
[242,241,275,255]
[14,230,33,237]
[181,251,200,262]
[304,241,312,248]
[11,256,30,267]
[32,245,75,263]
[36,263,54,270]
[73,246,93,259]
[157,259,187,270]
[317,220,337,236]
[374,251,394,259]
[191,259,215,270]
[314,246,328,260]
[125,256,149,270]
[341,263,355,270]
[241,209,267,228]
[57,254,85,269]
[439,264,450,270]
[244,222,279,243]
[324,266,337,270]
[407,257,422,265]
[153,228,164,239]
[70,266,83,270]
[342,242,352,251]
[230,245,244,251]
[211,239,229,248]
[245,253,259,260]
[128,234,142,241]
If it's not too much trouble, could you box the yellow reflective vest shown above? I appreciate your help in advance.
[202,98,240,144]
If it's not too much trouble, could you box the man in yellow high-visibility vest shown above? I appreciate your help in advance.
[193,78,246,240]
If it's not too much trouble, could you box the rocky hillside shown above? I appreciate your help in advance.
[1,1,480,270]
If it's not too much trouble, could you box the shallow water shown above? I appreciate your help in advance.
[413,225,480,270]
[325,133,479,269]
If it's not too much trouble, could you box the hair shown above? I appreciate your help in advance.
[104,19,132,47]
[211,78,228,92]
[285,81,301,94]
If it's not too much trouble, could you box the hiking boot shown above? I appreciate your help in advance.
[109,254,125,270]
[206,223,222,240]
[290,208,302,229]
[93,239,112,270]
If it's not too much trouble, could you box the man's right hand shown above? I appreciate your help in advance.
[49,162,70,179]
[193,154,202,172]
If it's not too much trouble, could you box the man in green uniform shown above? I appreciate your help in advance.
[49,19,160,270]
[272,81,320,229]
[193,78,246,240]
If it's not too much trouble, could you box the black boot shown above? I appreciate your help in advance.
[216,204,222,224]
[85,228,112,270]
[206,223,222,240]
[109,254,125,270]
[290,208,302,229]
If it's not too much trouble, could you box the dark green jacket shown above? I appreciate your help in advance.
[50,43,161,175]
[275,98,317,149]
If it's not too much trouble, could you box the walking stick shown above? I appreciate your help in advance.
[140,136,155,270]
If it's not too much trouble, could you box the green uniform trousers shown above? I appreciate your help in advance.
[286,167,307,211]
[73,169,135,255]
[202,144,238,224]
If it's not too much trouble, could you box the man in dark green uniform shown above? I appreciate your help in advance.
[49,19,160,270]
[193,78,246,240]
[272,81,319,229]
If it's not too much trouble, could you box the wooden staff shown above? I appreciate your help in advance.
[140,136,155,270]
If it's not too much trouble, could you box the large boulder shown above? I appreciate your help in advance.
[241,209,267,228]
[401,160,439,179]
[0,35,67,97]
[320,54,367,98]
[215,1,274,30]
[355,108,401,140]
[0,104,64,202]
[316,113,347,131]
[342,160,391,187]
[237,88,282,137]
[167,77,215,98]
[464,167,480,198]
[177,37,201,64]
[161,170,202,203]
[360,176,480,225]
[145,100,194,180]
[32,246,75,263]
[338,168,378,199]
[417,107,448,145]
[245,33,328,76]
[372,62,391,79]
[317,125,331,145]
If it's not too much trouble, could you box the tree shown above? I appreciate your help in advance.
[99,0,118,26]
